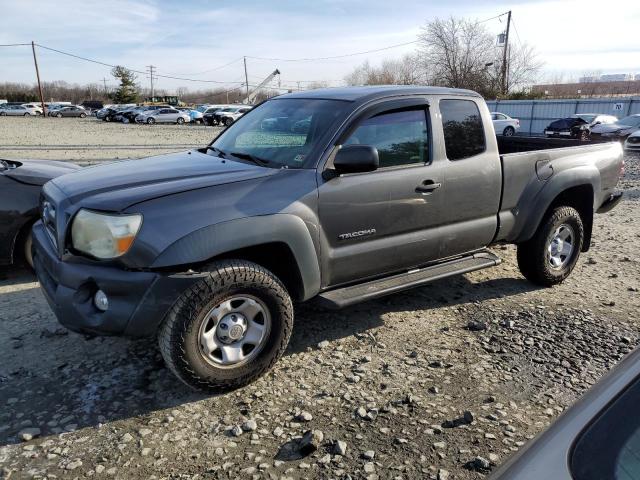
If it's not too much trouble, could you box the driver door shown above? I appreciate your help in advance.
[317,102,446,287]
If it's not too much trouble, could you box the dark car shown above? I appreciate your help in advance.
[492,345,640,479]
[202,106,226,126]
[544,117,591,140]
[32,86,623,392]
[1,159,79,268]
[51,106,87,118]
[98,108,119,122]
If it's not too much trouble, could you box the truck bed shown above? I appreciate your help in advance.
[494,137,623,243]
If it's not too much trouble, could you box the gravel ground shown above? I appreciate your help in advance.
[0,116,220,164]
[0,121,639,479]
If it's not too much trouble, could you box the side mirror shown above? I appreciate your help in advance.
[333,145,379,175]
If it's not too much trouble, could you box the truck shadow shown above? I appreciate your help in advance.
[0,267,537,447]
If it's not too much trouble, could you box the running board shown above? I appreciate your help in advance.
[316,251,501,309]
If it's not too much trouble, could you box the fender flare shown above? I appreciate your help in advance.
[511,166,599,243]
[151,214,321,300]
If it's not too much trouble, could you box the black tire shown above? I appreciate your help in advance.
[176,117,185,124]
[24,113,29,116]
[105,116,111,122]
[80,113,86,118]
[503,126,515,136]
[517,206,584,287]
[56,113,62,118]
[23,230,34,269]
[0,112,5,116]
[147,117,155,125]
[158,259,293,392]
[224,117,234,126]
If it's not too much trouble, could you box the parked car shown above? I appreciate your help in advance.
[572,113,618,127]
[544,116,591,140]
[214,105,253,126]
[202,105,232,126]
[491,346,640,479]
[97,107,119,122]
[135,107,190,124]
[0,104,42,116]
[591,114,640,140]
[624,130,640,151]
[51,106,87,118]
[189,105,212,124]
[491,112,520,136]
[113,106,140,123]
[0,158,79,268]
[32,86,623,392]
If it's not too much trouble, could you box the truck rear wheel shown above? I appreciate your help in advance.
[517,206,584,286]
[158,260,293,392]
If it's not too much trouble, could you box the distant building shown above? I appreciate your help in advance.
[532,80,640,98]
[600,73,634,82]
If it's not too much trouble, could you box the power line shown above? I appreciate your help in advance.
[510,17,523,47]
[0,43,31,47]
[33,43,292,90]
[477,11,510,24]
[164,57,244,77]
[246,39,419,62]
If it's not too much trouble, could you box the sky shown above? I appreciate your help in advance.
[1,0,639,93]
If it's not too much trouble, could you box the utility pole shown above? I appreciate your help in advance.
[101,77,108,95]
[147,65,156,100]
[501,10,512,96]
[31,41,46,117]
[243,56,250,103]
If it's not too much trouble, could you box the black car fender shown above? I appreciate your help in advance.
[150,214,321,301]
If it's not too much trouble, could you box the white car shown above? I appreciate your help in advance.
[215,106,253,126]
[591,114,640,139]
[624,130,640,151]
[0,104,42,116]
[135,107,190,125]
[572,113,618,127]
[491,112,520,136]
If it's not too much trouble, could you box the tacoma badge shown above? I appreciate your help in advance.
[338,228,377,240]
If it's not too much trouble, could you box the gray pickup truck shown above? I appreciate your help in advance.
[32,86,624,391]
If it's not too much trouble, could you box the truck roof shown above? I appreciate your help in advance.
[278,85,481,102]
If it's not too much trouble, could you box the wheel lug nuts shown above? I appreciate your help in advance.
[220,323,228,330]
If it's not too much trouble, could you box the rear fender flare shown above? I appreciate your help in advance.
[511,166,599,243]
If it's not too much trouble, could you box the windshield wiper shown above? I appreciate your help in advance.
[207,146,227,158]
[229,151,270,167]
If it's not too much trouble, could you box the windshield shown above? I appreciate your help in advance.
[575,114,596,122]
[196,106,208,112]
[210,98,350,169]
[618,115,640,127]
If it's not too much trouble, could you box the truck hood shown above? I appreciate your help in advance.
[49,149,278,211]
[1,158,80,186]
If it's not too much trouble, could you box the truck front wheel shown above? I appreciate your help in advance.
[517,206,584,286]
[158,260,293,392]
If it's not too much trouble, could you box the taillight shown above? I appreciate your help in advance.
[516,119,520,126]
[620,159,625,179]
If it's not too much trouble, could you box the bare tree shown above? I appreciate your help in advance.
[344,54,424,86]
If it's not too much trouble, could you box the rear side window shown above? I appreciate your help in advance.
[344,109,429,168]
[440,99,486,160]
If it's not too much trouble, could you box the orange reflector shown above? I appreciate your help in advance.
[116,236,135,254]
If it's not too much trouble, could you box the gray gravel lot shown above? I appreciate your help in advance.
[0,118,639,479]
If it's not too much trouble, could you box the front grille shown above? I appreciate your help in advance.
[628,137,640,144]
[41,198,58,248]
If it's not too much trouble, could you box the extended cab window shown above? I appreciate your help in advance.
[440,99,486,160]
[344,109,428,168]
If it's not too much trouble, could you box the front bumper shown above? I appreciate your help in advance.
[32,222,204,337]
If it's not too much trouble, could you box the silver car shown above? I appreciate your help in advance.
[0,104,42,116]
[136,108,190,125]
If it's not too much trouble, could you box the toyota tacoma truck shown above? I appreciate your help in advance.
[31,86,624,391]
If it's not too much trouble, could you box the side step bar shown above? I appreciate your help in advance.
[316,251,501,309]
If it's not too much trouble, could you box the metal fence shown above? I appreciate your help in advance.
[486,97,640,135]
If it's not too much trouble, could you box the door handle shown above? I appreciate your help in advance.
[415,180,442,193]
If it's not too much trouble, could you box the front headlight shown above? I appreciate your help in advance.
[71,209,142,259]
